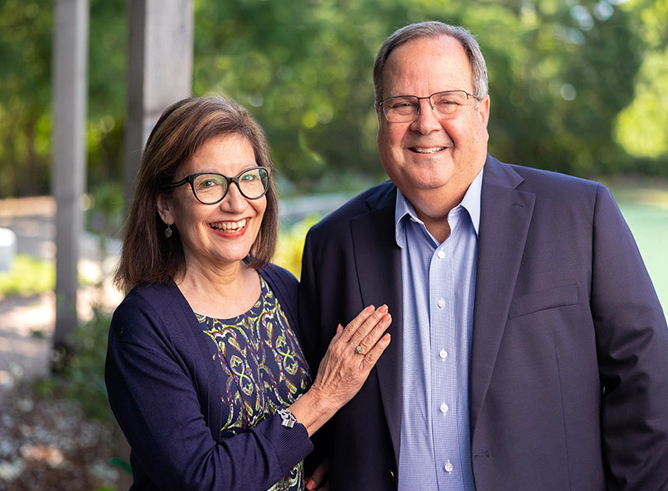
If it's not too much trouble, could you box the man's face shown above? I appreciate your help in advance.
[376,35,490,213]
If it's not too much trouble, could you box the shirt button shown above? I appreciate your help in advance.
[439,349,448,360]
[445,460,454,473]
[440,402,449,413]
[437,250,445,259]
[437,298,445,309]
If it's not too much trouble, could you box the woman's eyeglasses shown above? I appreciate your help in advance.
[164,166,271,204]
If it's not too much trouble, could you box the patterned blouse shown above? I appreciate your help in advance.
[197,276,312,491]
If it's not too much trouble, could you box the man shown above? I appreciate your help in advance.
[299,21,668,491]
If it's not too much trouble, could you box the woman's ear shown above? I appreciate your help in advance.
[156,194,174,226]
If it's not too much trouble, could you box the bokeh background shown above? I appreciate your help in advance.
[0,0,666,489]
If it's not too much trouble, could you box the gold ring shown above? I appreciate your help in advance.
[355,346,366,356]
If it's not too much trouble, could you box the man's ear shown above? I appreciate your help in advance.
[477,94,491,128]
[156,194,174,226]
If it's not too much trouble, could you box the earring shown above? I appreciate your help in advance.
[165,225,173,238]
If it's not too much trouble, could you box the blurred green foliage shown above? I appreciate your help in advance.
[0,0,52,197]
[86,181,126,241]
[0,253,55,297]
[0,0,667,200]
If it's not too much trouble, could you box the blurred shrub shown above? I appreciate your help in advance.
[86,182,125,240]
[35,308,114,425]
[274,214,322,278]
[0,253,55,298]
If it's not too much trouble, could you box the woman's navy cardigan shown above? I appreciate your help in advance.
[105,263,314,491]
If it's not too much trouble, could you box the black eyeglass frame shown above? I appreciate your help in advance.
[377,89,481,122]
[163,166,272,205]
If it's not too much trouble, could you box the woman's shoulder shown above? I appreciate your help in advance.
[115,283,180,313]
[259,262,298,290]
[110,283,190,343]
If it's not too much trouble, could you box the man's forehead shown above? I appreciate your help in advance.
[389,35,464,61]
[382,35,474,94]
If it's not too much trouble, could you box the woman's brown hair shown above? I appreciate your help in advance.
[113,94,279,291]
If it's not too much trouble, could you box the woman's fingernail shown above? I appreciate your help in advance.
[378,304,388,313]
[366,305,375,313]
[383,313,391,322]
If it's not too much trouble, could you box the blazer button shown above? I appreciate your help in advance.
[385,469,396,483]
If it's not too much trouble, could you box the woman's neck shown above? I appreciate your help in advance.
[175,261,261,319]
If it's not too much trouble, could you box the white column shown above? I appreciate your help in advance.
[123,0,194,203]
[52,0,89,351]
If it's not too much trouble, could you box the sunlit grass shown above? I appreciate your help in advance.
[618,201,668,315]
[0,253,55,298]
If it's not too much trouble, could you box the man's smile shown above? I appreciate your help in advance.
[409,146,447,154]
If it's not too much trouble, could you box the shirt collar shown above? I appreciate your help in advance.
[394,167,484,248]
[461,167,483,237]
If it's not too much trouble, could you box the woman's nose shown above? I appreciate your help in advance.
[219,182,248,212]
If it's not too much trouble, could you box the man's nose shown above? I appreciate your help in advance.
[411,98,441,134]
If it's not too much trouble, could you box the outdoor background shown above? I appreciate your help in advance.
[0,0,667,489]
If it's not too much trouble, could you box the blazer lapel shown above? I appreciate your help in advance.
[470,158,535,434]
[351,185,404,461]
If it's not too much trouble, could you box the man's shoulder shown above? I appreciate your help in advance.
[486,156,603,204]
[518,165,595,187]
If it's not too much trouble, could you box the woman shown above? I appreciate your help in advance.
[105,95,391,491]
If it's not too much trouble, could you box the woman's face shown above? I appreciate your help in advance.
[157,134,267,276]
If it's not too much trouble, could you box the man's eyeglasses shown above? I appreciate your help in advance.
[164,166,271,204]
[378,90,480,123]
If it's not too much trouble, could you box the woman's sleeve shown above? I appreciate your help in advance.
[105,295,313,491]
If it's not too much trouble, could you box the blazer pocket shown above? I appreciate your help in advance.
[508,284,579,319]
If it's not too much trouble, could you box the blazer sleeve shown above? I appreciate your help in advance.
[297,228,336,475]
[590,184,668,488]
[105,290,313,491]
[297,230,326,373]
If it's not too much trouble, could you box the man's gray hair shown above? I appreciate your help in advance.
[373,21,489,103]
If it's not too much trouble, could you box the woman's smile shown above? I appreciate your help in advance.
[209,217,249,234]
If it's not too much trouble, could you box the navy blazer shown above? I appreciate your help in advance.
[298,156,668,490]
[106,263,313,491]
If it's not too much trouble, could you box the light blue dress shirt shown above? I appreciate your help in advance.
[396,169,482,491]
